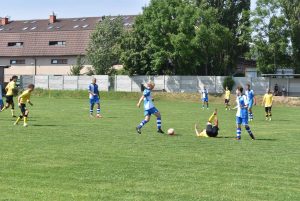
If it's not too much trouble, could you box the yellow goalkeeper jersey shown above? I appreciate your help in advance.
[263,93,273,107]
[225,90,230,100]
[19,90,32,104]
[5,81,16,96]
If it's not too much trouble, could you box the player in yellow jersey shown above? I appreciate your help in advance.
[1,75,18,117]
[262,89,273,121]
[195,109,219,138]
[224,86,231,110]
[14,84,35,127]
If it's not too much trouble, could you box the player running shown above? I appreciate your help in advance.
[245,84,256,121]
[88,78,102,118]
[14,84,35,127]
[224,86,231,110]
[201,86,209,109]
[1,75,18,117]
[234,86,255,140]
[136,81,164,134]
[195,109,219,138]
[262,89,273,121]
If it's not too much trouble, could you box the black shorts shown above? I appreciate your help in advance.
[6,95,14,104]
[265,107,272,113]
[206,124,219,137]
[225,99,230,104]
[20,104,27,115]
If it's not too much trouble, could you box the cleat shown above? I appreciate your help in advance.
[235,138,241,140]
[265,117,268,121]
[23,123,28,127]
[269,118,272,121]
[157,129,164,134]
[136,127,141,134]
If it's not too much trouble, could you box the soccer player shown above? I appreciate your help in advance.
[136,81,164,134]
[1,75,18,117]
[14,84,35,127]
[201,86,209,109]
[245,84,256,121]
[234,86,255,140]
[195,109,219,138]
[262,89,273,121]
[88,78,102,118]
[224,86,231,110]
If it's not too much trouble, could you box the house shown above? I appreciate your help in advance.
[0,14,134,81]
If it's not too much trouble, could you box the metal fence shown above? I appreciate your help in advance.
[17,75,300,96]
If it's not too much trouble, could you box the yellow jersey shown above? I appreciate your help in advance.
[19,90,32,104]
[5,81,16,96]
[225,90,230,100]
[263,93,273,107]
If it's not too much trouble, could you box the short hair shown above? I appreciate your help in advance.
[237,86,243,93]
[28,84,35,89]
[11,75,18,80]
[246,83,251,88]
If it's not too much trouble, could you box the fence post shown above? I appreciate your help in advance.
[130,76,133,92]
[287,78,290,96]
[62,76,65,90]
[77,76,79,90]
[214,76,217,95]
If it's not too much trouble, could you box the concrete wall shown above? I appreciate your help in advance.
[17,75,300,96]
[20,75,109,91]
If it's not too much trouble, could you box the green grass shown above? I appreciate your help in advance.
[0,93,299,201]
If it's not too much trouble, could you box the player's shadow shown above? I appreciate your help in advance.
[216,136,232,139]
[32,124,60,127]
[255,138,277,141]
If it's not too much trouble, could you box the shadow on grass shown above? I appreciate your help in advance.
[255,138,277,141]
[32,124,60,127]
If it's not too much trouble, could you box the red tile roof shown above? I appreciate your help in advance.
[0,16,135,56]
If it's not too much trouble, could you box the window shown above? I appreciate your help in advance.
[22,27,28,30]
[49,41,66,46]
[73,25,79,29]
[8,42,24,47]
[10,59,25,65]
[51,59,68,64]
[82,24,89,28]
[31,26,37,30]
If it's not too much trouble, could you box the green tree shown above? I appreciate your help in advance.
[87,16,124,75]
[280,0,300,73]
[121,0,232,75]
[69,55,85,76]
[251,0,292,73]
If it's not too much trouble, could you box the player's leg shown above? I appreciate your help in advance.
[95,96,102,118]
[136,114,150,134]
[202,99,205,109]
[248,102,253,121]
[154,111,164,134]
[245,124,255,140]
[14,104,25,125]
[11,100,16,117]
[265,107,269,120]
[23,109,29,127]
[89,99,95,117]
[1,96,11,112]
[206,100,209,109]
[268,107,272,121]
[236,117,242,140]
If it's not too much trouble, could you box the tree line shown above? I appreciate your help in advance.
[85,0,300,76]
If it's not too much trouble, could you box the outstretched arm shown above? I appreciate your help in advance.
[137,96,144,108]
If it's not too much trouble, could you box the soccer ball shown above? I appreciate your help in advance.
[167,128,175,135]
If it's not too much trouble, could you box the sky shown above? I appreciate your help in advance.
[1,0,257,20]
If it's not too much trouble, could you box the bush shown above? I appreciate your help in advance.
[223,76,235,91]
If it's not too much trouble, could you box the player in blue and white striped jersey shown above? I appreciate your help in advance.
[245,84,256,121]
[234,86,255,140]
[136,81,164,134]
[88,78,102,118]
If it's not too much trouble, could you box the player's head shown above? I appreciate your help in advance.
[11,75,18,82]
[226,86,228,90]
[27,84,35,92]
[146,81,155,90]
[267,88,271,94]
[236,86,243,96]
[92,78,97,84]
[246,84,251,90]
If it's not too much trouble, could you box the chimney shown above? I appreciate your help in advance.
[1,17,9,25]
[49,13,57,24]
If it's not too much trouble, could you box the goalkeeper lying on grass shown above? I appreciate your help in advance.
[195,109,219,138]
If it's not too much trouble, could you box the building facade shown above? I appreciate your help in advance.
[0,14,134,81]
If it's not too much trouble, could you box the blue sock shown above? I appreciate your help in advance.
[246,126,255,139]
[138,120,148,129]
[236,128,242,139]
[157,117,162,129]
[97,108,101,114]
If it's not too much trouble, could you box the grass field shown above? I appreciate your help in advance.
[0,92,299,201]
